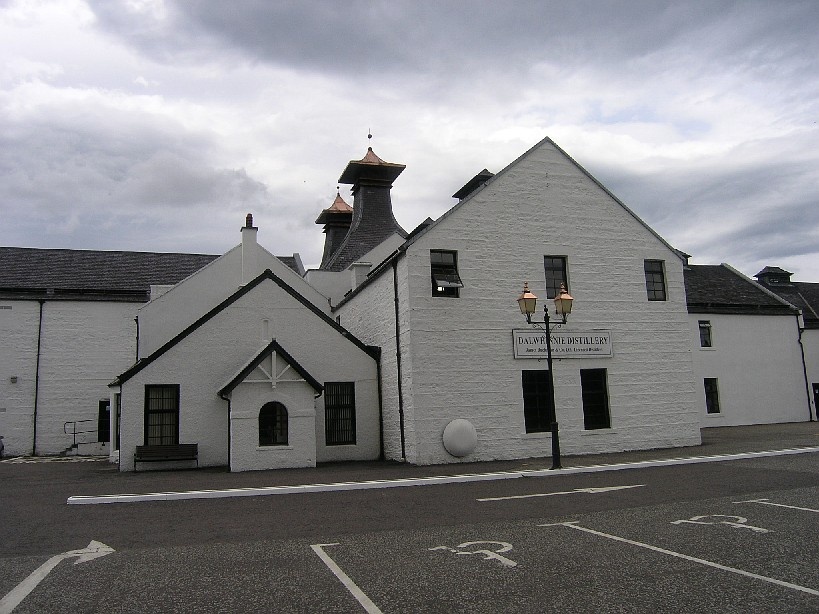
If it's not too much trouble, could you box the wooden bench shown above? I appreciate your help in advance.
[134,443,198,469]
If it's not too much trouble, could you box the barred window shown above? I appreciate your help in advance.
[259,402,288,446]
[144,385,179,445]
[325,382,356,445]
[543,256,568,299]
[644,260,667,301]
[699,320,713,348]
[704,378,721,414]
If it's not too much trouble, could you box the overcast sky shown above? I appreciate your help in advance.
[2,0,817,280]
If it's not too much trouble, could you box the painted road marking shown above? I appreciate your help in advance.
[429,541,518,568]
[539,522,819,597]
[310,543,382,614]
[0,541,114,614]
[66,446,819,505]
[734,498,819,513]
[478,483,644,502]
[671,515,770,533]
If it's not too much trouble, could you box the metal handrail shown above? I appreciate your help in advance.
[63,419,97,448]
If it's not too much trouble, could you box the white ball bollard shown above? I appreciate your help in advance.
[442,419,477,457]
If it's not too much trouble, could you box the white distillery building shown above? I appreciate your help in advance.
[0,136,815,469]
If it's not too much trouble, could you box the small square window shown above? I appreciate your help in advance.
[431,250,463,298]
[698,320,712,348]
[644,260,667,301]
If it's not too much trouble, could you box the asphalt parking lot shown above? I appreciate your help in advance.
[2,423,819,613]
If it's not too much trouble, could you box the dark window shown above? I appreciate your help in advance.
[97,400,110,443]
[581,369,611,429]
[114,393,121,451]
[431,250,463,297]
[522,370,553,433]
[259,402,288,446]
[325,382,356,445]
[704,378,721,414]
[698,320,713,348]
[144,385,179,445]
[543,256,568,299]
[644,260,667,301]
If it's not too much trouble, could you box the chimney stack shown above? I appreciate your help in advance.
[241,213,258,285]
[320,147,407,271]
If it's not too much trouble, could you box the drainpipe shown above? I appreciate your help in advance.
[392,261,406,461]
[796,320,814,421]
[32,299,45,456]
[134,316,140,362]
[375,351,384,461]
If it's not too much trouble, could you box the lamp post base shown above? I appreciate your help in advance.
[550,421,562,469]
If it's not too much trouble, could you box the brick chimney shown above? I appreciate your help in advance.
[241,213,258,285]
[320,147,407,271]
[316,191,353,269]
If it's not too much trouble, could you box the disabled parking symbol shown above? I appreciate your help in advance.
[429,540,518,568]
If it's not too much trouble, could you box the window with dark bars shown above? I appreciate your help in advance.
[543,256,568,299]
[704,378,721,414]
[644,260,667,301]
[259,402,288,446]
[698,320,713,347]
[325,382,356,445]
[522,370,553,433]
[144,385,179,445]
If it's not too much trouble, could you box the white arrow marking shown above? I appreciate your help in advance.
[477,484,644,502]
[0,541,114,614]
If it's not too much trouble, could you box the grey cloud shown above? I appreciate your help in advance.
[86,1,819,80]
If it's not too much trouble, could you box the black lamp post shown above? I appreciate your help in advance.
[517,282,573,470]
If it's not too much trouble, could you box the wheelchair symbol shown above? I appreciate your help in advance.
[429,540,518,568]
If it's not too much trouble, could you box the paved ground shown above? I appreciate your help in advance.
[3,422,819,496]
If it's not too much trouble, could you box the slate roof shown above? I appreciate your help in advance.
[0,247,305,302]
[755,277,819,329]
[684,264,798,316]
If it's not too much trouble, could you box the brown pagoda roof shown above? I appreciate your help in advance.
[338,147,405,185]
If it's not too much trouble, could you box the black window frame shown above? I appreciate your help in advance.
[97,399,110,444]
[698,320,713,348]
[144,384,180,446]
[521,370,553,433]
[543,256,568,299]
[704,378,721,414]
[644,259,667,301]
[581,368,611,430]
[430,250,463,298]
[259,402,288,446]
[325,382,356,446]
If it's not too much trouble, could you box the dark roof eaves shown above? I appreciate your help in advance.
[113,268,379,386]
[218,339,322,398]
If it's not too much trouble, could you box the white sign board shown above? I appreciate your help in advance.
[513,330,612,359]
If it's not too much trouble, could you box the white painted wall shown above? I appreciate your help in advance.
[118,275,380,471]
[229,374,317,471]
[340,138,701,466]
[0,299,136,456]
[138,242,330,357]
[691,313,809,426]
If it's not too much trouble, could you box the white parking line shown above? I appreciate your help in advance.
[539,521,819,597]
[477,484,644,502]
[734,498,819,513]
[311,543,383,614]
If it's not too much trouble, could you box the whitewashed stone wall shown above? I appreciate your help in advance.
[336,258,416,462]
[229,375,317,471]
[117,275,380,471]
[690,313,809,426]
[803,329,819,420]
[341,138,701,466]
[138,243,329,357]
[0,299,137,456]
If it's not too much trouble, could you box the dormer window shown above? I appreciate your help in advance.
[431,250,463,298]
